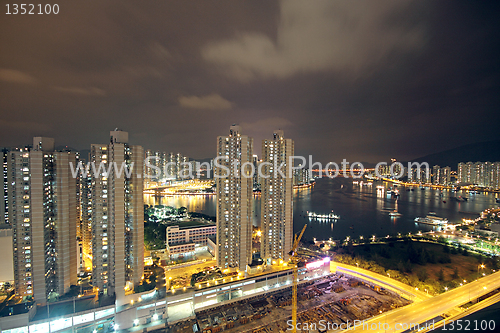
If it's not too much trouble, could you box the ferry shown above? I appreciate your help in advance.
[414,212,448,225]
[307,211,340,220]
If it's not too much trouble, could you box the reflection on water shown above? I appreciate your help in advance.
[146,178,500,242]
[144,194,218,217]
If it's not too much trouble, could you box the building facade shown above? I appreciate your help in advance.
[457,161,500,189]
[260,130,294,264]
[91,130,144,298]
[7,137,78,303]
[166,224,216,259]
[215,125,253,272]
[431,165,452,186]
[144,149,191,181]
[1,148,9,225]
[80,173,92,270]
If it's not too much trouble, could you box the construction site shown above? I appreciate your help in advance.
[165,273,411,333]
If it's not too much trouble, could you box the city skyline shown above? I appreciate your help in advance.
[1,1,500,163]
[1,2,500,332]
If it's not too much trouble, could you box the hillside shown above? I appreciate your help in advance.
[409,140,500,169]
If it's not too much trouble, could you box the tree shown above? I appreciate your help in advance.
[178,207,188,216]
[437,268,445,281]
[379,247,391,259]
[438,254,451,264]
[431,252,437,263]
[417,269,428,282]
[397,261,405,273]
[488,257,499,270]
[404,260,413,273]
[451,267,459,280]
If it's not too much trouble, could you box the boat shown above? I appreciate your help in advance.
[389,189,400,197]
[389,210,402,217]
[414,212,448,225]
[307,211,340,220]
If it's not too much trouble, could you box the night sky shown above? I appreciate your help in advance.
[1,0,499,163]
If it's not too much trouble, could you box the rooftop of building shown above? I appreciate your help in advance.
[168,241,196,247]
[168,220,216,230]
[0,300,34,317]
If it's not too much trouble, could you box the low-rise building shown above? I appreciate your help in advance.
[207,236,216,257]
[166,223,216,259]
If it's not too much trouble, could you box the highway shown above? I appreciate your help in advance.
[420,292,500,332]
[341,269,500,332]
[331,262,431,302]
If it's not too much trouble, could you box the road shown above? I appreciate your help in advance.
[421,292,500,332]
[330,262,431,302]
[343,270,500,332]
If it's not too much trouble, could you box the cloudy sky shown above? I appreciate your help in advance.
[1,0,499,163]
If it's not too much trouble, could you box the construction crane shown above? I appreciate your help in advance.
[288,224,307,333]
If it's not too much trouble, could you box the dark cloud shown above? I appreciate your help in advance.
[0,69,37,84]
[202,0,426,81]
[179,94,232,110]
[0,0,499,163]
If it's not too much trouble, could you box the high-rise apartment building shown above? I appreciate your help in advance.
[431,165,451,186]
[215,125,253,272]
[293,166,310,186]
[432,165,440,185]
[1,148,9,225]
[8,137,78,303]
[145,149,191,181]
[457,162,467,184]
[440,166,451,186]
[492,162,500,190]
[252,154,260,189]
[91,130,144,298]
[457,161,500,189]
[260,130,294,264]
[81,173,92,270]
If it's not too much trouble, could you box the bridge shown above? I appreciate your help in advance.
[333,262,500,332]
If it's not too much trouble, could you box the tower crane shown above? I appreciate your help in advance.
[288,224,307,333]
